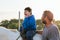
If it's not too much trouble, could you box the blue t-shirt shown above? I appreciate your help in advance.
[22,15,36,31]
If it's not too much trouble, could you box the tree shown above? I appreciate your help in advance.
[8,19,19,29]
[8,23,18,29]
[1,20,9,28]
[36,19,44,30]
[0,19,60,30]
[9,19,18,23]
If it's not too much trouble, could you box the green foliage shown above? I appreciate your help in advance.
[0,19,60,30]
[8,23,18,29]
[8,19,19,29]
[0,20,9,28]
[36,19,44,30]
[54,20,60,30]
[9,19,18,23]
[0,19,23,29]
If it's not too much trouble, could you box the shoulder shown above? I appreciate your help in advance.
[30,15,35,18]
[29,15,35,20]
[49,24,59,32]
[51,24,58,29]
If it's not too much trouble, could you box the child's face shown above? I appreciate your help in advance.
[24,10,31,17]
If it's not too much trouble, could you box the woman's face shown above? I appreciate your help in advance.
[24,10,31,17]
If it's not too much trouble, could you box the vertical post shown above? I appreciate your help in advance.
[19,11,20,31]
[16,11,20,40]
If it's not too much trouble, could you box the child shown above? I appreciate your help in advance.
[20,7,36,40]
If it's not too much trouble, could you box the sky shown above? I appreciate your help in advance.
[0,0,60,22]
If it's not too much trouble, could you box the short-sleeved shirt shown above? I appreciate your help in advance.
[42,24,59,40]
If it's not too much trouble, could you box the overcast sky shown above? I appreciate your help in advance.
[0,0,60,22]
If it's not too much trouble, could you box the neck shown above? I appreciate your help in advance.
[29,14,32,16]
